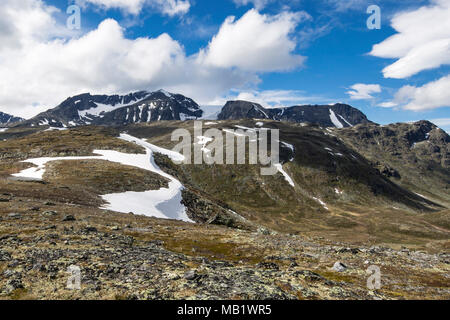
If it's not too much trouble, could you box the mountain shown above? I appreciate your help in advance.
[217,101,372,128]
[1,119,449,299]
[0,111,24,126]
[19,90,203,128]
[336,120,450,206]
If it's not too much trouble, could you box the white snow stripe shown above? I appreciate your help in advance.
[329,109,344,128]
[274,163,295,187]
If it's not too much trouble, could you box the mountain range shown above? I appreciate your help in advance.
[217,100,371,128]
[16,90,203,128]
[7,90,373,129]
[0,111,24,126]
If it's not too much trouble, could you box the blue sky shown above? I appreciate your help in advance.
[0,0,449,131]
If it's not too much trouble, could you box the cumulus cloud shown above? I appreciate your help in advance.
[76,0,191,16]
[379,75,450,111]
[199,9,308,72]
[346,84,381,100]
[370,0,450,79]
[0,1,306,118]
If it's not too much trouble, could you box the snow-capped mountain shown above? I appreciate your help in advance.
[0,111,24,126]
[21,90,203,127]
[217,101,372,128]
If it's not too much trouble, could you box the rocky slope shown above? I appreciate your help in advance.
[0,122,448,300]
[0,112,23,126]
[217,101,371,128]
[16,90,203,128]
[0,203,448,300]
[336,121,450,206]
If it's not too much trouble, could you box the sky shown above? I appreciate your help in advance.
[0,0,449,132]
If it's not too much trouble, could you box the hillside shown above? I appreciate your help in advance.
[217,101,372,128]
[0,122,448,300]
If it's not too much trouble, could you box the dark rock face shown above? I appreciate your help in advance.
[0,111,23,125]
[217,101,271,120]
[217,101,371,128]
[336,120,450,204]
[18,90,203,128]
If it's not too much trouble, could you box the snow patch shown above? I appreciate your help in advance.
[44,127,68,132]
[158,89,173,98]
[12,134,191,222]
[78,95,150,120]
[274,163,295,187]
[329,109,344,128]
[39,119,49,126]
[313,197,329,210]
[337,114,353,127]
[253,104,269,119]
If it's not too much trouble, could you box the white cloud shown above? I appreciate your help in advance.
[327,0,369,12]
[76,0,191,16]
[378,101,398,108]
[0,2,307,119]
[380,75,450,111]
[199,9,308,72]
[208,89,324,108]
[233,0,273,10]
[370,0,450,79]
[346,84,381,100]
[429,118,450,127]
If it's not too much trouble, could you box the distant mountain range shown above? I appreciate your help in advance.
[217,100,371,128]
[18,90,203,128]
[0,111,24,126]
[6,89,372,129]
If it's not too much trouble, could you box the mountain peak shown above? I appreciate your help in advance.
[17,90,203,128]
[0,111,24,126]
[217,100,372,128]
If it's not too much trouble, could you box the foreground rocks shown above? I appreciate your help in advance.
[0,201,448,300]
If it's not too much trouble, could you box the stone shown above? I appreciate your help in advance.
[3,269,15,278]
[62,215,76,222]
[332,261,347,272]
[43,210,57,216]
[184,270,198,281]
[6,278,24,292]
[84,226,98,233]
